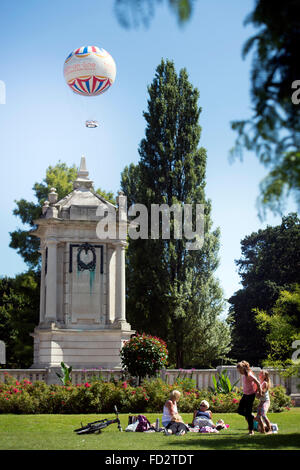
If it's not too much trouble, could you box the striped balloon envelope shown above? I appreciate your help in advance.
[63,45,116,96]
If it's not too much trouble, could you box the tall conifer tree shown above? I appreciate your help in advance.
[121,59,230,368]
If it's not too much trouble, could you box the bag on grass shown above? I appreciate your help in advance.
[135,414,151,432]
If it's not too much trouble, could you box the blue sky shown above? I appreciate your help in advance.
[0,0,296,313]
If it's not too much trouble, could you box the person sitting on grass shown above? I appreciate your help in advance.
[192,400,226,430]
[162,390,189,436]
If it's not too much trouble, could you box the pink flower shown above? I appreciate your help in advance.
[84,382,91,388]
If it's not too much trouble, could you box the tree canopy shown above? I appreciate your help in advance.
[0,271,40,368]
[231,0,300,217]
[114,0,194,28]
[121,59,231,368]
[228,213,300,365]
[255,283,300,366]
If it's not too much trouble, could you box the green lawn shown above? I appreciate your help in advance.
[0,410,300,450]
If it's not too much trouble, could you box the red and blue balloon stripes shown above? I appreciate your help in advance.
[65,46,106,63]
[67,75,112,96]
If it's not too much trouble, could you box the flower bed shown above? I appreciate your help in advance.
[0,374,292,414]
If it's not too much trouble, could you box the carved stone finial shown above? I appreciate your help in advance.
[78,156,89,179]
[73,156,93,189]
[42,200,50,215]
[48,188,58,205]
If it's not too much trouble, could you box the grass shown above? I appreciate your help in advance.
[0,409,300,451]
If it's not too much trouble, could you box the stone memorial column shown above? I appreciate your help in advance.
[39,245,46,324]
[44,238,57,323]
[115,241,126,324]
[107,244,116,324]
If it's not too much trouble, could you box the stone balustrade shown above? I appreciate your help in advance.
[0,369,47,383]
[161,369,217,389]
[0,366,299,404]
[71,369,124,385]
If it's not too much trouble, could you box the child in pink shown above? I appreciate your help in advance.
[237,361,262,435]
[256,370,272,433]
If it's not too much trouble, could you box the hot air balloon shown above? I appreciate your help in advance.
[63,45,116,127]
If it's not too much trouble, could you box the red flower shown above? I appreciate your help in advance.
[84,382,91,388]
[23,380,32,385]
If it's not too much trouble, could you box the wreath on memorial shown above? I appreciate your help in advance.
[77,243,96,272]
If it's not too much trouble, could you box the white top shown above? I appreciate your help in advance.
[162,401,178,426]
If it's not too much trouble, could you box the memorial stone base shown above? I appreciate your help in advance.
[31,324,134,371]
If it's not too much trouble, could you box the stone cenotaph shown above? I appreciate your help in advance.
[31,157,134,371]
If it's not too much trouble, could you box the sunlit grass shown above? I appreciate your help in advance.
[0,410,299,450]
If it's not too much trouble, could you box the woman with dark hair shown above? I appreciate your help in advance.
[237,361,262,435]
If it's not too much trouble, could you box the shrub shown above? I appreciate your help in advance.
[0,374,293,414]
[142,378,171,412]
[120,333,168,384]
[173,371,197,392]
[268,385,292,412]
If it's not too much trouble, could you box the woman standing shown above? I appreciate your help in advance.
[237,361,262,435]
